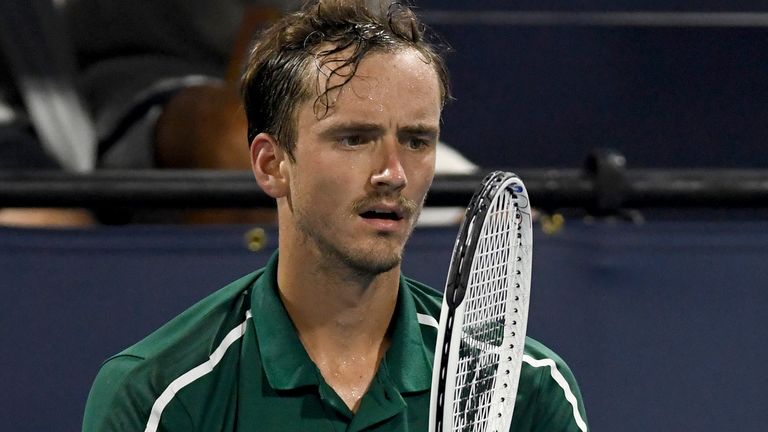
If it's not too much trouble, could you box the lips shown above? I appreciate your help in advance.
[352,195,420,233]
[359,206,405,221]
[356,202,410,232]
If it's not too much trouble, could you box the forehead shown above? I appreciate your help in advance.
[300,48,442,126]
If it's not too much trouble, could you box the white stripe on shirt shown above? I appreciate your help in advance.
[523,354,588,432]
[144,310,253,432]
[417,313,439,329]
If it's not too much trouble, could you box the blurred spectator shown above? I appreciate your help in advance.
[65,1,287,171]
[64,1,299,223]
[0,36,95,227]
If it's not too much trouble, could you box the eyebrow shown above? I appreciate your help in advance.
[398,124,440,139]
[319,122,386,138]
[318,121,440,139]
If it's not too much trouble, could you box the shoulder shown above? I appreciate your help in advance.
[521,337,583,405]
[514,337,589,432]
[83,354,153,431]
[523,337,571,369]
[83,269,264,431]
[121,270,261,360]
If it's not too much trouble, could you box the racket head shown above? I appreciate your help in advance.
[429,171,533,432]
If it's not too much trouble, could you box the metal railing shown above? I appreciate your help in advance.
[2,166,768,213]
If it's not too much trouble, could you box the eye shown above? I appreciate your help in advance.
[405,137,432,151]
[338,135,364,147]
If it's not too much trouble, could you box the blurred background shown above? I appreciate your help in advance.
[1,1,767,431]
[425,0,768,170]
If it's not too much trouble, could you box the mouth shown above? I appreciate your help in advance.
[353,195,420,233]
[357,204,408,232]
[359,209,404,221]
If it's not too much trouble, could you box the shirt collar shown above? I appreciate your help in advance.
[383,275,433,393]
[251,251,318,390]
[251,251,433,393]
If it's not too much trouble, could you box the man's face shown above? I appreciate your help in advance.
[284,48,441,275]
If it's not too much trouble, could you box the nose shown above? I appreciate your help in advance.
[370,143,407,193]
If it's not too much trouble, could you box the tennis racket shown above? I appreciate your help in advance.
[429,171,533,432]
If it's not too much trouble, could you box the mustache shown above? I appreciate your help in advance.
[351,194,421,218]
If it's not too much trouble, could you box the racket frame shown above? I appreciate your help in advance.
[429,171,533,432]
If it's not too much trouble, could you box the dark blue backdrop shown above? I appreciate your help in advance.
[409,2,768,168]
[2,220,767,431]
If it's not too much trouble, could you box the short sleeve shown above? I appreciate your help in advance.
[509,338,589,432]
[527,353,589,432]
[82,355,194,432]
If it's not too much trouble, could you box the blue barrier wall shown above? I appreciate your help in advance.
[2,221,767,431]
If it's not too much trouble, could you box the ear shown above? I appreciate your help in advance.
[250,133,290,198]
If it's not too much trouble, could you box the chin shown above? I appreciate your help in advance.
[340,242,404,276]
[343,251,401,275]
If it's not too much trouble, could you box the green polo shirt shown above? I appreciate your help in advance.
[83,252,588,431]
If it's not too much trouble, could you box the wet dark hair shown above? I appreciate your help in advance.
[240,0,450,160]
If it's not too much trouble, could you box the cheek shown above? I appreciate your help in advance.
[296,167,353,208]
[406,153,436,190]
[317,153,370,190]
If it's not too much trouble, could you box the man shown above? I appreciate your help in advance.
[83,1,588,430]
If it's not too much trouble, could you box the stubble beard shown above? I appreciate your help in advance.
[295,199,424,277]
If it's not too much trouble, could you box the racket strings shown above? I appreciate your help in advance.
[451,189,523,431]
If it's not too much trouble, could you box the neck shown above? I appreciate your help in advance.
[276,239,400,352]
[275,219,402,411]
